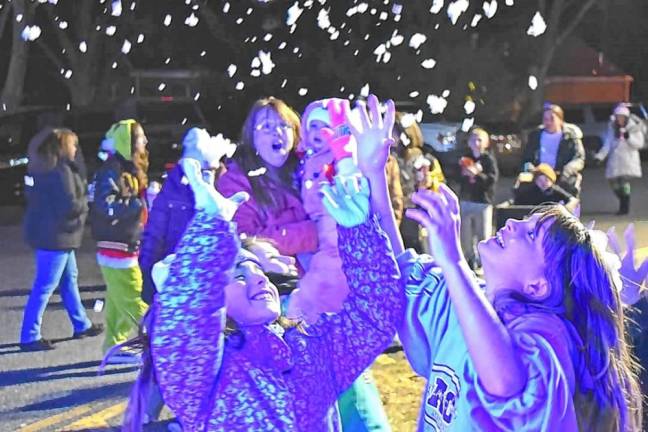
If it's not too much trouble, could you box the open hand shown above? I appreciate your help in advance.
[607,224,648,305]
[320,174,370,228]
[345,94,396,178]
[406,183,464,267]
[181,158,248,220]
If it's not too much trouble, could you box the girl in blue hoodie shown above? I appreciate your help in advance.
[350,95,642,431]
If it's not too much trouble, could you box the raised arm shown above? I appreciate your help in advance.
[151,159,248,431]
[308,200,404,393]
[407,184,527,398]
[93,166,143,221]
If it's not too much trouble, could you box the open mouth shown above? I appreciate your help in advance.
[250,289,275,301]
[271,142,284,151]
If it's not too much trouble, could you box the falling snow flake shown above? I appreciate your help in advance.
[527,12,546,37]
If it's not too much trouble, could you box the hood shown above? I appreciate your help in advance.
[299,99,332,153]
[104,119,137,160]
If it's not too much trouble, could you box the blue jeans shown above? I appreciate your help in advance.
[338,371,391,431]
[20,249,92,343]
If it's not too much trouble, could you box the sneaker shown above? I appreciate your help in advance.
[20,338,55,352]
[73,323,104,339]
[104,351,142,365]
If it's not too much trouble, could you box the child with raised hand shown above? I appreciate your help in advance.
[347,95,642,431]
[147,108,404,430]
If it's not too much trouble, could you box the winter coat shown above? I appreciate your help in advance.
[595,117,644,179]
[89,153,146,253]
[456,150,499,205]
[217,162,318,257]
[139,164,196,304]
[24,159,88,250]
[522,125,585,197]
[151,212,404,431]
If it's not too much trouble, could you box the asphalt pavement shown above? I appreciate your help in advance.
[0,163,646,431]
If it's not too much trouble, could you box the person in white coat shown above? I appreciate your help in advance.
[595,104,644,215]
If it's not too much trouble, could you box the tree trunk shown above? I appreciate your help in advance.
[0,0,33,112]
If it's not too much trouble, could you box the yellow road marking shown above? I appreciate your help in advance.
[17,404,95,432]
[57,401,126,431]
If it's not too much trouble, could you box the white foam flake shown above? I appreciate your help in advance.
[121,39,132,54]
[258,50,275,75]
[278,42,287,49]
[400,113,417,128]
[112,61,118,69]
[528,75,538,90]
[137,33,144,43]
[163,14,172,27]
[79,41,87,53]
[235,81,245,90]
[58,21,68,29]
[64,69,73,79]
[358,3,369,13]
[264,33,273,42]
[421,58,437,69]
[194,92,200,101]
[298,88,308,96]
[427,95,448,114]
[227,64,237,78]
[390,32,404,46]
[430,0,443,14]
[409,33,427,49]
[185,12,199,27]
[464,100,476,114]
[471,14,482,27]
[105,26,116,36]
[223,2,230,13]
[287,2,304,26]
[461,118,475,132]
[442,89,450,98]
[200,51,206,57]
[248,167,267,177]
[281,79,288,88]
[158,83,166,91]
[16,14,24,23]
[379,11,388,20]
[317,8,331,30]
[409,91,420,98]
[527,12,546,37]
[360,83,370,97]
[111,0,122,16]
[505,0,514,5]
[21,25,42,41]
[164,57,171,64]
[392,3,403,15]
[483,0,497,19]
[251,69,261,77]
[447,0,469,25]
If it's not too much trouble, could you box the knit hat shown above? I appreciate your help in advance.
[533,163,556,183]
[305,107,331,129]
[613,104,630,118]
[104,119,137,160]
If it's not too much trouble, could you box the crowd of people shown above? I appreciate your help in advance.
[15,94,648,431]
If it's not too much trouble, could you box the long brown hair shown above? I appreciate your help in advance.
[28,128,78,174]
[393,112,424,161]
[233,97,301,210]
[130,122,149,190]
[495,205,642,431]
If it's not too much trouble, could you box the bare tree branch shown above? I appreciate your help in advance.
[0,2,11,38]
[41,3,78,66]
[556,0,599,46]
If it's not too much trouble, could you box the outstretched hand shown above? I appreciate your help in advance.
[406,184,464,267]
[320,174,370,228]
[607,224,648,305]
[345,94,396,177]
[181,158,248,220]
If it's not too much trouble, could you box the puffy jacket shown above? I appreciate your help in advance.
[456,150,499,204]
[139,164,196,304]
[217,162,318,257]
[89,153,145,253]
[152,213,404,431]
[595,116,644,179]
[24,160,88,250]
[521,126,585,197]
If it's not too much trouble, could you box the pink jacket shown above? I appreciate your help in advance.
[216,162,318,257]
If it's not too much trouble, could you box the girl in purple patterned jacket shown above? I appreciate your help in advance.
[127,100,404,432]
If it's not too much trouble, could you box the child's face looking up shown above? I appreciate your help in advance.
[306,119,332,153]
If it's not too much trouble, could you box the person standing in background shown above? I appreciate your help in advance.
[594,103,644,215]
[21,128,103,351]
[456,127,498,270]
[90,119,149,363]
